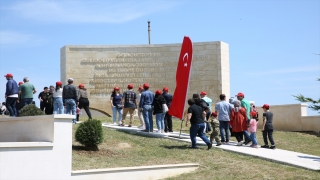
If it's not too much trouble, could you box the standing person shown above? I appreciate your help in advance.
[45,85,54,115]
[162,87,173,133]
[248,111,259,148]
[236,92,252,145]
[215,94,232,144]
[76,84,92,121]
[209,112,222,146]
[16,82,23,116]
[62,78,78,124]
[110,86,123,125]
[4,73,19,117]
[136,86,145,129]
[228,97,235,136]
[19,77,37,108]
[261,104,276,149]
[200,91,212,132]
[38,87,49,111]
[121,84,137,127]
[139,83,154,132]
[153,90,166,133]
[53,81,64,114]
[229,100,248,146]
[185,99,212,150]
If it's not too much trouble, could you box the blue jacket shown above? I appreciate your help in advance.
[139,90,154,108]
[5,79,19,96]
[162,92,173,108]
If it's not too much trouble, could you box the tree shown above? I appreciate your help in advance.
[293,78,320,113]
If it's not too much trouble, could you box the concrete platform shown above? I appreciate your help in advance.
[103,123,320,171]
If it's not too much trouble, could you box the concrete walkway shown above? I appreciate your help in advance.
[102,124,320,171]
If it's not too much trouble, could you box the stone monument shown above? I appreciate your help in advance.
[60,41,230,116]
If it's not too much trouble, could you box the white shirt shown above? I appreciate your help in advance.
[53,88,63,97]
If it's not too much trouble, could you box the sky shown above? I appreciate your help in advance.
[0,0,319,115]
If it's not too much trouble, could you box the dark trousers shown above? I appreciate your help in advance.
[190,123,211,148]
[6,97,17,117]
[40,102,47,111]
[263,129,275,145]
[234,131,244,142]
[164,112,172,132]
[77,98,92,121]
[205,111,212,132]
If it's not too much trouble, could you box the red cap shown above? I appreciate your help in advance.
[18,82,24,85]
[138,86,143,91]
[163,87,169,91]
[211,112,218,117]
[56,81,62,86]
[237,92,244,97]
[114,86,120,91]
[262,104,270,109]
[127,84,133,89]
[79,84,84,88]
[4,73,13,77]
[250,111,257,116]
[200,91,207,95]
[155,90,162,95]
[143,83,149,89]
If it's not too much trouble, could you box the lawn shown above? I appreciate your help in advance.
[72,117,320,179]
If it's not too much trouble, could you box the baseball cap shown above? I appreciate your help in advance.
[262,104,270,109]
[114,86,120,91]
[127,84,133,89]
[56,81,62,86]
[143,83,149,89]
[79,84,84,88]
[155,90,162,95]
[250,111,257,116]
[211,112,218,117]
[163,87,169,91]
[18,82,24,85]
[237,92,244,97]
[4,73,13,77]
[138,86,143,91]
[200,91,207,95]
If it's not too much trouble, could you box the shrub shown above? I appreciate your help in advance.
[20,104,45,116]
[75,119,105,150]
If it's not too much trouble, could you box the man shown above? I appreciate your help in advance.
[139,83,154,132]
[162,87,173,133]
[63,78,78,124]
[38,87,49,111]
[215,94,232,144]
[19,77,37,108]
[45,85,54,115]
[121,84,137,127]
[200,91,212,132]
[136,86,145,129]
[4,73,19,117]
[16,82,24,116]
[236,92,252,144]
[186,98,212,150]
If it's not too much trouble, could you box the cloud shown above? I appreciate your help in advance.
[0,30,45,46]
[3,0,179,23]
[246,66,320,76]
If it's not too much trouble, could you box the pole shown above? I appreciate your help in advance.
[148,21,151,44]
[179,119,183,138]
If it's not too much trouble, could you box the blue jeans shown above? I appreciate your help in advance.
[65,99,76,123]
[142,105,153,131]
[6,97,17,117]
[112,106,123,123]
[244,130,251,142]
[155,113,165,131]
[53,97,64,114]
[250,132,258,145]
[219,121,230,142]
[21,98,33,108]
[190,123,211,148]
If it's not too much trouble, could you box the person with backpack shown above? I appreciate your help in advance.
[120,84,137,127]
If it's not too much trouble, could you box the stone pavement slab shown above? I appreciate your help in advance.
[102,123,320,171]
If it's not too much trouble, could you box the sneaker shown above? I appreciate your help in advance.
[207,143,213,150]
[261,145,269,148]
[113,122,117,125]
[137,125,145,129]
[237,141,244,146]
[216,143,222,146]
[244,140,252,145]
[128,125,132,127]
[252,145,259,148]
[161,130,164,133]
[225,142,229,145]
[141,130,150,133]
[270,145,276,149]
[120,124,125,127]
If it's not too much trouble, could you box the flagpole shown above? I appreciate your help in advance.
[179,119,183,138]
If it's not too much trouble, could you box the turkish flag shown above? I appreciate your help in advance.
[168,36,193,119]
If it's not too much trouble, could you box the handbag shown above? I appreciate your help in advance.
[162,104,168,113]
[116,104,123,109]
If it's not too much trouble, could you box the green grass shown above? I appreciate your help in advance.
[72,117,320,179]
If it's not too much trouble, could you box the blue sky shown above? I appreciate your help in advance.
[0,0,319,115]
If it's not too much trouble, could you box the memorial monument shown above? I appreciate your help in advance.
[60,41,230,116]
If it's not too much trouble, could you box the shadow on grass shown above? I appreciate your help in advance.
[160,144,190,150]
[117,129,160,138]
[72,145,98,151]
[298,156,320,162]
[295,131,320,137]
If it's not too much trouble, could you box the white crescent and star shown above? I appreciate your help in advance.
[183,53,188,67]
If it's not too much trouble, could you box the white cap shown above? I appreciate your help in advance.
[68,78,74,82]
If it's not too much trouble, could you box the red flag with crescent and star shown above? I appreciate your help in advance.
[168,36,193,119]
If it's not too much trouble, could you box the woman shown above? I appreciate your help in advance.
[77,84,92,121]
[53,82,64,114]
[110,86,123,125]
[229,100,248,146]
[152,90,166,133]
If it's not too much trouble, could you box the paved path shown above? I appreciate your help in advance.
[102,124,320,171]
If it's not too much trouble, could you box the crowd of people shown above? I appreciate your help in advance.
[4,73,275,149]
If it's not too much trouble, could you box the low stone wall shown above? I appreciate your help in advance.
[301,116,320,134]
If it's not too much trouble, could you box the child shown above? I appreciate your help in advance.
[248,111,258,148]
[209,112,222,146]
[261,104,276,149]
